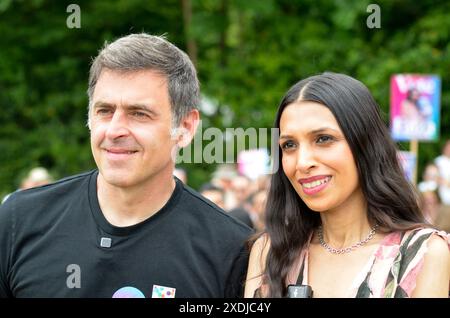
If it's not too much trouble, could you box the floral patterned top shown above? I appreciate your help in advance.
[255,228,449,298]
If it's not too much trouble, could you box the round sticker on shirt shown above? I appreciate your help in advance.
[112,286,145,298]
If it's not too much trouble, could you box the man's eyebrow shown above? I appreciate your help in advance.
[127,104,157,113]
[127,104,160,117]
[93,102,159,116]
[93,101,114,109]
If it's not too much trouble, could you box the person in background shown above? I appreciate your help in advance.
[228,176,258,229]
[230,175,253,210]
[248,189,267,232]
[418,163,442,224]
[255,174,270,192]
[434,205,450,233]
[1,167,53,204]
[211,164,239,210]
[228,189,268,232]
[420,190,441,224]
[435,140,450,206]
[199,183,225,210]
[418,163,440,194]
[20,167,53,190]
[245,72,449,298]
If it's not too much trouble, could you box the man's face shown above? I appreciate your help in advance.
[90,69,177,189]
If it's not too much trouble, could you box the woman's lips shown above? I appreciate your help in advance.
[298,175,331,195]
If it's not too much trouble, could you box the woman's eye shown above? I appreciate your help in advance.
[316,135,333,144]
[281,141,296,150]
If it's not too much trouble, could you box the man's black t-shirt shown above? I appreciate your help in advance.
[0,170,252,298]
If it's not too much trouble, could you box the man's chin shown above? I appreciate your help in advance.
[99,170,136,188]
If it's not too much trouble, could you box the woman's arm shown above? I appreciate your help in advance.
[412,235,450,297]
[244,235,270,298]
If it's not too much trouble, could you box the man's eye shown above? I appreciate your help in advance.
[97,109,112,115]
[316,135,333,144]
[132,111,148,118]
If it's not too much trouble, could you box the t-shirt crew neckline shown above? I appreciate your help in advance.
[88,170,183,237]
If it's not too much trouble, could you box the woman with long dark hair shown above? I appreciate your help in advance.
[244,73,449,298]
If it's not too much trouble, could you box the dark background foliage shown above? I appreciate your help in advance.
[0,0,449,195]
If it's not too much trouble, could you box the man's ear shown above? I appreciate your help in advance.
[175,109,200,148]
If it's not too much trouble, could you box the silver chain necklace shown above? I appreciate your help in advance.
[318,224,378,254]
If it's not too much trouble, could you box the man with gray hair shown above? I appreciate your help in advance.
[0,33,251,298]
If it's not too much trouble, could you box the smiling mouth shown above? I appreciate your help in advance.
[301,176,331,189]
[106,150,137,154]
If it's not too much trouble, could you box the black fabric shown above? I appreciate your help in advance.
[228,207,254,229]
[0,170,252,298]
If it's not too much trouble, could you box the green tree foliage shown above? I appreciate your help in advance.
[0,0,184,193]
[0,0,449,195]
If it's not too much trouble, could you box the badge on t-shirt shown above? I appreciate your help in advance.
[152,284,176,298]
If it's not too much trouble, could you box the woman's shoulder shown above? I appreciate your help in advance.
[401,227,450,248]
[379,227,449,248]
[406,228,450,297]
[399,227,449,269]
[372,227,449,274]
[408,227,449,260]
[373,227,449,297]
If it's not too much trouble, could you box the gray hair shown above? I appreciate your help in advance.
[87,33,200,127]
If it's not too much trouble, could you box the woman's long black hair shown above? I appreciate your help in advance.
[264,72,427,297]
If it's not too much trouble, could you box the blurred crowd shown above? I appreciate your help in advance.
[1,167,53,204]
[182,164,269,232]
[418,140,450,232]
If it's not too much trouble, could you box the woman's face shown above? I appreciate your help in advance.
[279,101,362,212]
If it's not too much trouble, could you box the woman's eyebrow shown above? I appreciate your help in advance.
[279,127,340,140]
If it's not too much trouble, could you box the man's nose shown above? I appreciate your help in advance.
[105,111,130,140]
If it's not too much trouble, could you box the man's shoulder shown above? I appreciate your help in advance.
[1,170,95,212]
[179,183,252,235]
